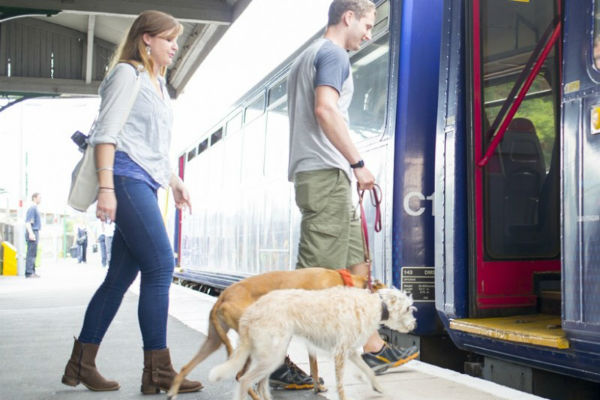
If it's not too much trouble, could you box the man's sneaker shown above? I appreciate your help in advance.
[361,343,419,375]
[269,356,324,390]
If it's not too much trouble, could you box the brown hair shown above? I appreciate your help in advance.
[327,0,376,26]
[109,10,183,77]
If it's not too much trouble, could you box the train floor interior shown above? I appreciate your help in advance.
[449,313,568,349]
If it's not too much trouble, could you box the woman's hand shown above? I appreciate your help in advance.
[96,190,117,223]
[170,174,192,213]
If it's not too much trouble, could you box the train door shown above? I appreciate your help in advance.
[467,0,562,317]
[562,0,600,344]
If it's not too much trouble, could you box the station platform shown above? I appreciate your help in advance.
[0,257,548,400]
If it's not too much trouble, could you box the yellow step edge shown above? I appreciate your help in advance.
[450,314,569,350]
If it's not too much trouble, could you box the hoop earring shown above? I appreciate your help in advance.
[145,45,151,56]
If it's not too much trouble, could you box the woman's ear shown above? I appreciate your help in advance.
[142,32,152,46]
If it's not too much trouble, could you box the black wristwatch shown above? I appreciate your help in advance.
[350,160,365,169]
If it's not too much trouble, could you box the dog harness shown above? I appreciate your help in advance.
[337,269,354,287]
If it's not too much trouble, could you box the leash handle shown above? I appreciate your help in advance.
[357,183,382,291]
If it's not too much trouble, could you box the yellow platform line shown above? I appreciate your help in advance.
[450,314,569,349]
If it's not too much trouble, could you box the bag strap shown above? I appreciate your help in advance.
[87,63,143,143]
[116,64,142,133]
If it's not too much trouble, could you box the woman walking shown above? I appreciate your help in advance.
[61,10,202,394]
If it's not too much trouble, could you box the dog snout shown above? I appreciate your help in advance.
[408,318,417,332]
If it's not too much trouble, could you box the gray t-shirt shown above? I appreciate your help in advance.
[287,38,354,182]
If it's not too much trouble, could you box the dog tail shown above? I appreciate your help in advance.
[208,339,251,382]
[211,299,234,356]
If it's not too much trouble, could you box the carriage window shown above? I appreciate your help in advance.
[198,138,208,155]
[264,101,289,179]
[480,0,560,260]
[372,0,390,39]
[348,32,390,139]
[268,78,287,107]
[187,148,196,162]
[484,75,555,168]
[226,111,243,135]
[245,93,265,124]
[210,128,223,146]
[594,0,600,68]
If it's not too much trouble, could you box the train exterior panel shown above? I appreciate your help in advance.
[562,0,600,349]
[392,0,443,334]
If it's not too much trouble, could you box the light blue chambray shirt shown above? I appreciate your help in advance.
[89,63,174,187]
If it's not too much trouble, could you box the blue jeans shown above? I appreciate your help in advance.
[98,234,107,267]
[25,231,39,276]
[77,240,87,263]
[78,175,175,350]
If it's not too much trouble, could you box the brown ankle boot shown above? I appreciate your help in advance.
[62,338,120,391]
[141,348,203,394]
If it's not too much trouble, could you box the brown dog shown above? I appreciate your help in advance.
[166,266,368,399]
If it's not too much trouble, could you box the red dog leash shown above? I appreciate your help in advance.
[357,183,382,291]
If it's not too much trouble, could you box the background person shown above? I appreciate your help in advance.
[97,220,114,268]
[24,192,41,278]
[76,223,88,264]
[284,0,419,383]
[61,10,201,394]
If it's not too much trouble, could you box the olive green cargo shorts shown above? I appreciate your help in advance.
[294,168,364,269]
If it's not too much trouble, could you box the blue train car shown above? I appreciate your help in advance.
[435,0,600,393]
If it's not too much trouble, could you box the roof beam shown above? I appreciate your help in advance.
[0,77,100,96]
[85,15,95,84]
[0,0,233,24]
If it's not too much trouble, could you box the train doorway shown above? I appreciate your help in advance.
[458,0,563,339]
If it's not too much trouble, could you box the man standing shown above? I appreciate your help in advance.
[76,223,88,264]
[24,192,42,278]
[97,220,114,268]
[285,0,418,379]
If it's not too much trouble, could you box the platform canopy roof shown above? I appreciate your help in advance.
[0,0,252,108]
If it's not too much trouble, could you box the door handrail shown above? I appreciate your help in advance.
[477,20,561,168]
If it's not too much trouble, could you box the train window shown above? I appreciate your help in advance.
[348,32,390,139]
[210,128,223,146]
[484,75,555,168]
[479,0,560,260]
[372,0,390,39]
[244,93,265,124]
[241,113,267,180]
[198,138,208,155]
[264,100,289,179]
[594,0,600,69]
[268,78,287,107]
[187,147,197,162]
[226,110,243,135]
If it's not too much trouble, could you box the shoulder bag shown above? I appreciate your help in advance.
[67,65,142,212]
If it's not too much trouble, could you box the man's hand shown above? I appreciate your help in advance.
[28,232,36,241]
[354,166,375,190]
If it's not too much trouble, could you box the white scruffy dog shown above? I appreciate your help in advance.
[209,286,416,400]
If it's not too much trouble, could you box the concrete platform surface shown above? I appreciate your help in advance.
[0,257,548,400]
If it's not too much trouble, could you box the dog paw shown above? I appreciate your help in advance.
[313,383,328,393]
